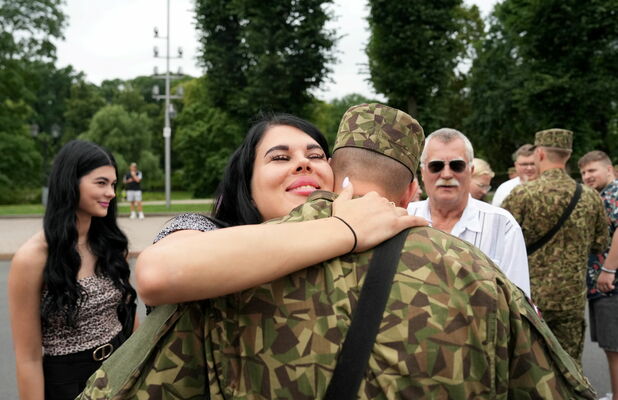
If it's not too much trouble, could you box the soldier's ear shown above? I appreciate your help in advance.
[400,180,418,206]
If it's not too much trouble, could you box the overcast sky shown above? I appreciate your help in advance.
[55,0,498,102]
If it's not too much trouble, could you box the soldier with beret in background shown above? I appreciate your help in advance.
[502,129,608,364]
[80,111,596,399]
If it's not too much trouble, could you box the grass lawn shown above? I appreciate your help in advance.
[0,201,213,216]
[140,191,193,201]
[119,203,213,214]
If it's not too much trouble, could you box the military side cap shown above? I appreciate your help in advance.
[333,103,424,174]
[533,128,573,150]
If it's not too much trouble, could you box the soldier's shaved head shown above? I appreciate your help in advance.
[330,147,412,199]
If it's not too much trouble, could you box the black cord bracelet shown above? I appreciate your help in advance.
[333,216,358,254]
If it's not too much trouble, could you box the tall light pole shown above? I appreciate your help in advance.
[152,0,183,209]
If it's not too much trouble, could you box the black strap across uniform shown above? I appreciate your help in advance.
[526,183,582,255]
[324,228,411,400]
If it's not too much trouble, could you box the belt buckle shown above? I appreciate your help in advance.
[92,343,114,361]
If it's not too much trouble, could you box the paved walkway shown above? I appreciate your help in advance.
[0,199,214,260]
[0,214,183,260]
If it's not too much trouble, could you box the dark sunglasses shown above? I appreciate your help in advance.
[426,159,468,174]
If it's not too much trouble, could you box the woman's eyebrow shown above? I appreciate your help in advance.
[264,145,289,157]
[307,144,322,151]
[94,176,116,183]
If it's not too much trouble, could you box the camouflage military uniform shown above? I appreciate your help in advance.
[79,191,596,399]
[204,192,594,399]
[78,115,595,399]
[502,130,608,362]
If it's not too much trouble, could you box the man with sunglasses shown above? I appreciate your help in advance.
[407,128,531,297]
[492,144,539,207]
[502,129,608,364]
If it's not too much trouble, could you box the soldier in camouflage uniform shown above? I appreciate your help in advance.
[79,106,596,399]
[502,129,608,363]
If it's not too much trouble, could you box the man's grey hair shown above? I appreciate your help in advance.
[420,128,474,165]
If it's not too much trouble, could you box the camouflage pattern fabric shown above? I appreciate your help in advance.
[587,179,618,300]
[333,103,424,175]
[502,168,608,361]
[533,128,573,150]
[542,309,587,363]
[77,302,213,400]
[206,191,595,399]
[78,191,597,399]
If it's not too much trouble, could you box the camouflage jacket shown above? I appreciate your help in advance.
[79,191,596,399]
[587,179,618,299]
[502,168,608,311]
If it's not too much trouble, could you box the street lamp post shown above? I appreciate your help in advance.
[152,0,183,209]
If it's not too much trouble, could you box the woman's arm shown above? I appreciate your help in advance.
[136,183,427,305]
[8,234,47,400]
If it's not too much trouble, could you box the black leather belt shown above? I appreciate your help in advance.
[44,331,124,363]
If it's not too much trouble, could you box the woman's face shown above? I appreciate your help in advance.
[470,173,492,200]
[77,165,117,219]
[251,125,334,221]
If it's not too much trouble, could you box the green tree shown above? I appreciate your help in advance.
[366,0,481,120]
[63,80,106,140]
[179,0,336,195]
[467,0,618,172]
[174,78,244,196]
[0,0,66,201]
[0,0,66,61]
[80,105,163,190]
[194,0,337,121]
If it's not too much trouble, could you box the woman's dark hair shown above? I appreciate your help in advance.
[41,140,136,327]
[214,113,330,226]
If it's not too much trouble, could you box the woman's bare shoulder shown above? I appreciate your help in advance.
[11,231,47,272]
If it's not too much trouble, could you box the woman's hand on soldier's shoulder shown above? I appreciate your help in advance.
[332,181,428,253]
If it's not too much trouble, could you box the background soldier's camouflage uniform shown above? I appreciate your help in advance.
[502,129,608,362]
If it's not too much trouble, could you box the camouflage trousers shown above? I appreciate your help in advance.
[542,308,586,363]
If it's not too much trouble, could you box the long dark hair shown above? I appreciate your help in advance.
[214,113,330,226]
[41,140,136,327]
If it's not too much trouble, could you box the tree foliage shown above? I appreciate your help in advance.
[179,0,337,196]
[194,0,337,121]
[366,0,481,121]
[0,0,66,61]
[467,0,618,172]
[0,0,67,202]
[80,105,163,190]
[174,78,244,196]
[63,80,106,140]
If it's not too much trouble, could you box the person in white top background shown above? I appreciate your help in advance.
[470,158,494,201]
[407,128,531,297]
[492,144,539,207]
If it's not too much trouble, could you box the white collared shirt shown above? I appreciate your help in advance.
[407,196,531,297]
[492,177,521,207]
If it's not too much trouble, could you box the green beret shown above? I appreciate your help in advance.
[534,128,573,150]
[333,103,424,174]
